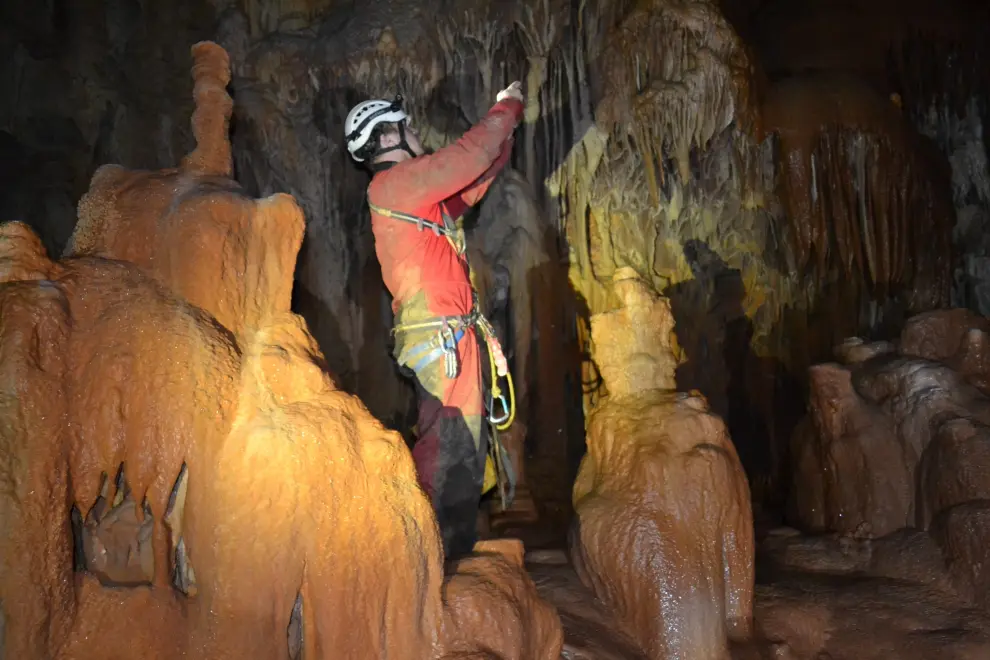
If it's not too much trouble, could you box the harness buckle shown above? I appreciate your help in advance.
[438,318,459,378]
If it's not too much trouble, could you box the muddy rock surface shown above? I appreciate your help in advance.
[0,41,448,659]
[753,528,990,659]
[438,539,563,659]
[572,272,755,658]
[792,310,990,538]
[789,308,990,634]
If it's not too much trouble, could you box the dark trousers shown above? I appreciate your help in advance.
[402,329,489,559]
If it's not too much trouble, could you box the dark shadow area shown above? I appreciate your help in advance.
[404,360,492,560]
[666,239,803,515]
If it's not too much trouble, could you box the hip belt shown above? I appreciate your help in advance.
[393,305,514,430]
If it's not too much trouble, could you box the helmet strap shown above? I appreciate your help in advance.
[371,121,418,162]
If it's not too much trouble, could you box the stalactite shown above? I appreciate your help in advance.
[889,33,990,312]
[764,73,953,308]
[513,0,568,191]
[436,5,511,121]
[594,0,753,198]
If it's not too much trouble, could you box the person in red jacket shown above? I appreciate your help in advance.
[344,82,524,558]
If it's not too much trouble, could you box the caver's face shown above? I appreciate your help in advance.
[380,122,425,157]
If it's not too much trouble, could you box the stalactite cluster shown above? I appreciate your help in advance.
[594,0,756,196]
[435,3,511,122]
[887,33,990,313]
[762,73,953,309]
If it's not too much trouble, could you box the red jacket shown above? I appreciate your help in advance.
[367,98,524,323]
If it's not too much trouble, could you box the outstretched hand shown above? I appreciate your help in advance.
[497,81,524,103]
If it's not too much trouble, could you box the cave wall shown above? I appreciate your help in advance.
[3,0,989,511]
[733,0,990,314]
[0,0,218,256]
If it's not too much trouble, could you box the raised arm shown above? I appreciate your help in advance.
[378,97,523,210]
[442,136,514,220]
[460,135,514,207]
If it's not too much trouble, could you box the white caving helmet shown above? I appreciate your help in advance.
[344,94,410,162]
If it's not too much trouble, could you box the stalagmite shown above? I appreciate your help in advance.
[571,268,754,658]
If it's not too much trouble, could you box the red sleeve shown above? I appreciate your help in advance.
[375,98,523,210]
[443,137,514,219]
[460,135,514,207]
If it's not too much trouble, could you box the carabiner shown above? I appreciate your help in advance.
[488,393,510,424]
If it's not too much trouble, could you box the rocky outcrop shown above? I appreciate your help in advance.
[0,241,75,659]
[793,361,913,536]
[438,539,563,659]
[791,308,990,614]
[571,269,754,658]
[930,501,990,613]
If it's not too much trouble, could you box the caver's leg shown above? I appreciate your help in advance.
[408,329,488,559]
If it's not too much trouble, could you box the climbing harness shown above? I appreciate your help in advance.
[391,302,516,433]
[372,199,518,506]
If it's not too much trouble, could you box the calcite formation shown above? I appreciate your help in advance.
[760,72,953,306]
[438,539,563,659]
[791,309,990,613]
[792,361,914,536]
[571,269,754,658]
[0,40,570,659]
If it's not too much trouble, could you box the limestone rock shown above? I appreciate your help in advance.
[787,416,827,532]
[574,273,754,657]
[572,390,755,658]
[799,362,913,536]
[899,308,990,395]
[0,42,446,659]
[899,308,990,362]
[81,494,155,587]
[930,500,990,613]
[438,539,564,659]
[0,221,58,282]
[917,417,990,530]
[793,311,990,619]
[589,269,678,396]
[527,561,651,660]
[0,275,75,660]
[833,337,896,365]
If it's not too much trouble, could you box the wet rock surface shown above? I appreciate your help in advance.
[439,539,563,660]
[791,310,990,545]
[781,306,990,660]
[1,42,448,659]
[753,529,990,660]
[527,560,651,660]
[573,272,755,658]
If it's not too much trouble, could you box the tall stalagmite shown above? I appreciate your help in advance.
[571,269,754,659]
[1,41,448,659]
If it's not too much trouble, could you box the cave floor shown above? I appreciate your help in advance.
[499,517,990,659]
